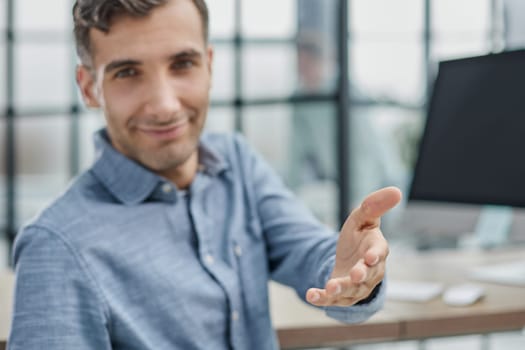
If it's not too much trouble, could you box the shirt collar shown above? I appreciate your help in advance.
[90,128,229,205]
[198,136,229,176]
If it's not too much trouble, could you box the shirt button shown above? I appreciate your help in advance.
[204,254,214,265]
[161,183,173,194]
[231,310,239,321]
[234,245,242,257]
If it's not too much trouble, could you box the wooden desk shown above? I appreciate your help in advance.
[2,248,525,349]
[271,247,525,349]
[269,281,400,348]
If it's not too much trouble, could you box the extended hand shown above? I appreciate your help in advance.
[306,186,402,307]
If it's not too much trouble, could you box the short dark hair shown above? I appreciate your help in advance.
[73,0,209,66]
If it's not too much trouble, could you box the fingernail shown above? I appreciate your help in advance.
[371,256,379,265]
[310,292,320,302]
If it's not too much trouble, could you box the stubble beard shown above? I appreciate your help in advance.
[138,138,199,173]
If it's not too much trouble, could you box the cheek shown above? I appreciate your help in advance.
[185,82,211,108]
[181,72,211,102]
[102,86,142,126]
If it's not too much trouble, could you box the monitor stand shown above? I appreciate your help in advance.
[473,205,513,248]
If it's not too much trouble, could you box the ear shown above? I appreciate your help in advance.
[76,65,101,108]
[206,45,214,76]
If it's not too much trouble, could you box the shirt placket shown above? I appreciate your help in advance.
[189,174,248,350]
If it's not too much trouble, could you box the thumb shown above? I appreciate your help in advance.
[344,186,402,231]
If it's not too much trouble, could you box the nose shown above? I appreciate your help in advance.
[142,75,182,120]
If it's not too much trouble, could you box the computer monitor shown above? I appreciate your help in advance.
[409,49,525,208]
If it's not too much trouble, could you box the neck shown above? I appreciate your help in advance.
[160,151,199,190]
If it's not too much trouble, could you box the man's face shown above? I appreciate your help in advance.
[77,0,213,177]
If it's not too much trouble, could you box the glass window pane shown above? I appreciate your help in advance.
[243,104,293,177]
[288,103,337,189]
[208,0,235,40]
[206,107,235,133]
[242,0,296,38]
[431,0,492,62]
[16,115,70,226]
[432,0,491,35]
[296,0,339,94]
[0,43,5,110]
[433,38,492,61]
[0,2,5,32]
[505,0,525,49]
[210,44,235,101]
[296,38,338,95]
[351,0,423,38]
[242,44,297,99]
[15,0,71,32]
[289,102,338,229]
[78,111,105,172]
[350,106,423,208]
[15,43,73,110]
[243,103,338,228]
[351,40,424,105]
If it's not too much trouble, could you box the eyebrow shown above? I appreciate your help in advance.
[169,49,203,61]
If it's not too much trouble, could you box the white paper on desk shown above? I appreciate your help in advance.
[387,281,445,302]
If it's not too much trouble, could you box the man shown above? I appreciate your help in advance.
[8,0,402,349]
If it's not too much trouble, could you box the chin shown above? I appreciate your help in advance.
[147,149,195,171]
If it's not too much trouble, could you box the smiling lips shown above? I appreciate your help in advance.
[137,118,189,141]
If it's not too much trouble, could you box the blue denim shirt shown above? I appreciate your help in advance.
[9,130,385,350]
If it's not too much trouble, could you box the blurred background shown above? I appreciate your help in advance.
[1,0,525,262]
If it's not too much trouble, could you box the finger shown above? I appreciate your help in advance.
[326,261,368,295]
[340,259,385,293]
[344,186,402,231]
[364,236,389,266]
[364,260,386,286]
[349,258,368,283]
[306,288,330,306]
[307,286,359,307]
[325,277,373,305]
[326,276,359,297]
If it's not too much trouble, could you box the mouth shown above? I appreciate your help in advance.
[137,119,189,141]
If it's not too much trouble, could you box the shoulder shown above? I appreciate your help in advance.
[19,170,111,245]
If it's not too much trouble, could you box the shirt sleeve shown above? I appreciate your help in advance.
[8,226,111,350]
[234,135,386,323]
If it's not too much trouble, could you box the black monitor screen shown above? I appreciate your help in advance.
[409,50,525,207]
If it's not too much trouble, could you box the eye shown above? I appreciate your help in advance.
[114,67,138,79]
[172,60,195,70]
